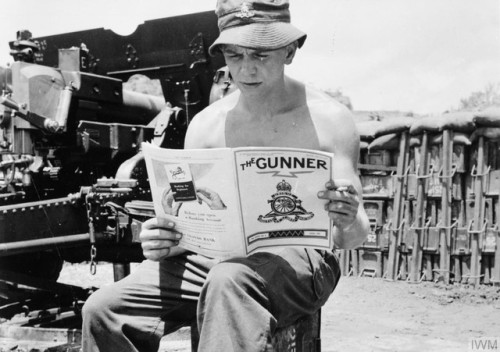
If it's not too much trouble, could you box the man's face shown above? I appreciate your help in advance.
[221,45,291,96]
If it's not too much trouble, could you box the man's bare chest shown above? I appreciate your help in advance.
[225,108,320,149]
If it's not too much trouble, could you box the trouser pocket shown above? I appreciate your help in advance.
[305,249,340,305]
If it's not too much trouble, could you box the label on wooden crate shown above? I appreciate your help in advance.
[427,173,463,199]
[423,227,440,253]
[483,228,498,254]
[451,227,470,255]
[361,175,393,198]
[363,200,386,226]
[362,224,384,251]
[362,150,393,167]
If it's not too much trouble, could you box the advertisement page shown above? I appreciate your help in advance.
[143,143,245,259]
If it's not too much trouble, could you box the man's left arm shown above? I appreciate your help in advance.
[317,110,369,249]
[321,154,369,249]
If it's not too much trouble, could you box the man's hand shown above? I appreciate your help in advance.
[317,179,360,230]
[196,187,227,210]
[139,217,184,261]
[161,189,183,216]
[162,187,226,215]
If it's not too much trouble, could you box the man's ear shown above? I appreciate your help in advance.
[284,42,298,64]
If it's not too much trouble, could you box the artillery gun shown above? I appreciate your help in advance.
[0,10,226,349]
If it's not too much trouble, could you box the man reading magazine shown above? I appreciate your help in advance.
[82,1,369,351]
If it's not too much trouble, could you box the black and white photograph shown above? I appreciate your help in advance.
[0,1,499,351]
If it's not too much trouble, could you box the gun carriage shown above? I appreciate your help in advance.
[0,9,323,350]
[0,10,228,349]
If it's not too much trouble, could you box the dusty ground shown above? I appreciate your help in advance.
[323,276,500,352]
[58,262,500,352]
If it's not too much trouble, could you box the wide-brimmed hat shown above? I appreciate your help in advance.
[209,0,307,56]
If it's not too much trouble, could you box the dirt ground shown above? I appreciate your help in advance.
[322,276,500,352]
[58,262,500,352]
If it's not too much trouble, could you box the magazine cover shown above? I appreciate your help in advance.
[234,148,334,253]
[142,143,334,259]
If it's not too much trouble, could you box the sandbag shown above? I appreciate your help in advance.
[409,116,441,135]
[356,117,414,140]
[359,140,370,150]
[356,120,382,141]
[470,127,500,142]
[430,132,472,146]
[440,111,476,132]
[368,133,400,150]
[473,106,500,127]
[373,117,415,137]
[409,136,422,147]
[409,111,476,135]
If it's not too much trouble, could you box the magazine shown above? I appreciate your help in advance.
[142,143,334,259]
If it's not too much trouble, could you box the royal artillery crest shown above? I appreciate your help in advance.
[258,180,314,223]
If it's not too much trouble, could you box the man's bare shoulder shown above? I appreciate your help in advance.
[184,91,240,148]
[305,86,352,120]
[305,86,358,151]
[193,91,239,125]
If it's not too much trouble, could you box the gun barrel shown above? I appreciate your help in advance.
[122,89,165,116]
[0,233,90,256]
[0,94,21,112]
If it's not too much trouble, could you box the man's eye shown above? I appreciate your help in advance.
[255,54,268,59]
[224,53,242,59]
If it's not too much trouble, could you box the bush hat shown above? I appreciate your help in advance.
[209,0,307,56]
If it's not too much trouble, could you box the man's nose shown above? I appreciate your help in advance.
[240,55,257,75]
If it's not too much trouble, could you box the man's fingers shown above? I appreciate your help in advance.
[142,218,175,229]
[156,217,176,229]
[196,188,212,198]
[325,179,357,194]
[140,218,181,243]
[197,192,211,204]
[141,239,178,251]
[140,228,182,241]
[324,201,356,214]
[143,217,176,230]
[143,247,171,261]
[318,189,359,204]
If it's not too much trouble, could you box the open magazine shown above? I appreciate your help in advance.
[142,143,334,259]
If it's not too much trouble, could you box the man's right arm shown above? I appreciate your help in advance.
[138,112,209,261]
[140,101,229,260]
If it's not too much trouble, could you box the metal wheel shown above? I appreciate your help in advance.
[271,195,296,215]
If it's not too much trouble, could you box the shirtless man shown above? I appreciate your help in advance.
[82,1,369,351]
